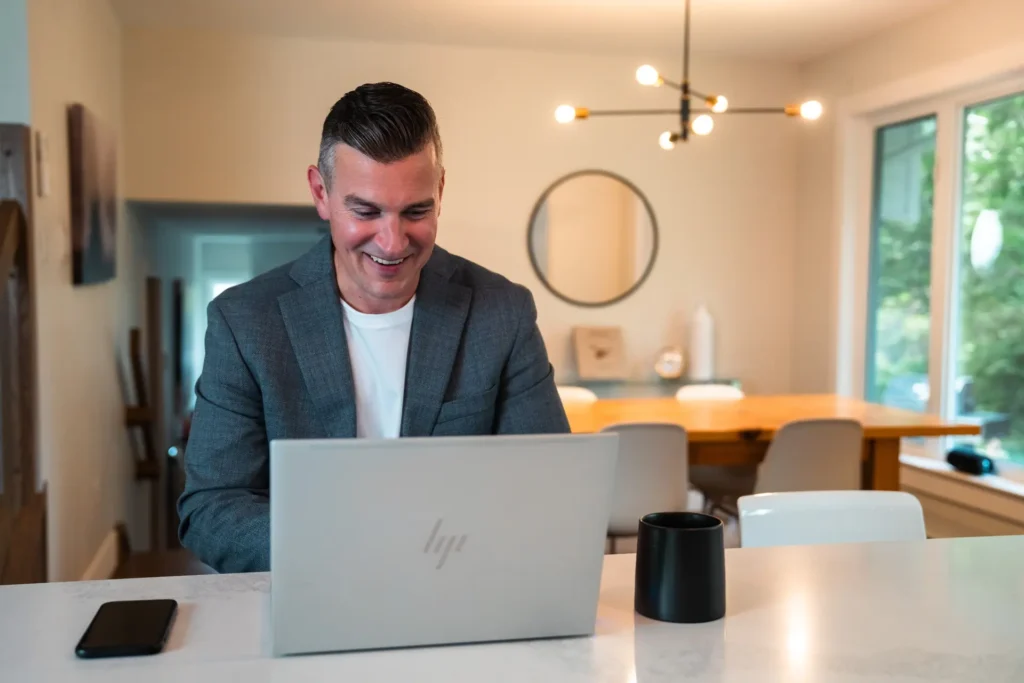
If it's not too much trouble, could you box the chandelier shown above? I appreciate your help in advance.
[554,0,823,149]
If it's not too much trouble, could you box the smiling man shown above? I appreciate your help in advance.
[177,82,569,573]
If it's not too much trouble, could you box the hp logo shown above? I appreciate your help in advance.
[423,519,468,569]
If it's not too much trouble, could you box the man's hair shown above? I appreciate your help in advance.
[318,82,443,187]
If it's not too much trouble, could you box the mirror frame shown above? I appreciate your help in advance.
[526,169,659,308]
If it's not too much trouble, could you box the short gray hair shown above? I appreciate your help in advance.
[318,82,443,187]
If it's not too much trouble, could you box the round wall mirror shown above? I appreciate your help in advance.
[527,170,658,307]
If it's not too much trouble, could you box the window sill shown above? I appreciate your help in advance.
[900,454,1024,499]
[900,454,1024,534]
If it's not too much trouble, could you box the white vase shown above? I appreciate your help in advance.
[689,305,714,381]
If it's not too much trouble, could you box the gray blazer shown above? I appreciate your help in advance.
[177,236,570,573]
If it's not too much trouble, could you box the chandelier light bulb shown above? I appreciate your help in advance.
[636,65,662,86]
[691,114,714,136]
[554,105,577,124]
[658,131,676,150]
[800,100,823,120]
[710,95,729,113]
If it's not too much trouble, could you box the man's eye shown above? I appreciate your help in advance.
[404,210,429,220]
[354,210,379,219]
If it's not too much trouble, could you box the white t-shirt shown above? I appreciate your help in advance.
[340,296,415,439]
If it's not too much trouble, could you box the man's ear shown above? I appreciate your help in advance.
[308,165,332,221]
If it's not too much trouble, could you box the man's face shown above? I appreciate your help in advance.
[308,143,444,313]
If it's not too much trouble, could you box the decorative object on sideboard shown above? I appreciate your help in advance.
[528,169,658,307]
[67,103,117,285]
[654,346,685,380]
[689,305,715,382]
[573,326,627,380]
[553,0,822,148]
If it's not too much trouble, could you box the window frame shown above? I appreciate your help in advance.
[849,73,1024,462]
[863,111,940,414]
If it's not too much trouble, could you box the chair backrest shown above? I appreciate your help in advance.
[754,418,863,494]
[557,385,599,404]
[675,384,745,401]
[599,423,688,536]
[738,490,926,548]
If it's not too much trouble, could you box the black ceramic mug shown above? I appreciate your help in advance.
[634,511,726,623]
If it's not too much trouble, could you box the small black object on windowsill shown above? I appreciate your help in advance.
[946,445,996,476]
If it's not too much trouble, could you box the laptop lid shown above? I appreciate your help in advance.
[269,432,618,656]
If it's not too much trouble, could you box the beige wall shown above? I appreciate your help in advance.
[28,0,143,581]
[123,28,803,388]
[794,0,1024,393]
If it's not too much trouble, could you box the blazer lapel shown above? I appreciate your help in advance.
[401,249,471,437]
[278,236,357,438]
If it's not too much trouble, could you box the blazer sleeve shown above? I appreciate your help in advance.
[493,286,571,435]
[177,299,271,573]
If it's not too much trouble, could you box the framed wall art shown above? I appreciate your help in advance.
[67,103,117,285]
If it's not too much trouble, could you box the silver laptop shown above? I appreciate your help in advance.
[268,432,618,656]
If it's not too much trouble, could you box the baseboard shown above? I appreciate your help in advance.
[80,528,121,582]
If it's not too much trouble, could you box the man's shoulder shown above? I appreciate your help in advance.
[209,260,297,316]
[432,246,530,301]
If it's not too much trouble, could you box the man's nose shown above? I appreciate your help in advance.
[376,215,409,255]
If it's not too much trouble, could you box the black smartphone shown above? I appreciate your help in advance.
[74,599,178,658]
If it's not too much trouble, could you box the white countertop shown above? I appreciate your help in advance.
[3,535,1024,681]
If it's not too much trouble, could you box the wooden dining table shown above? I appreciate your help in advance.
[563,394,981,490]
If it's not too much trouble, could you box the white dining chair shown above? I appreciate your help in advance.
[557,385,599,404]
[754,418,864,493]
[675,383,745,401]
[599,423,689,552]
[690,417,864,518]
[738,490,927,548]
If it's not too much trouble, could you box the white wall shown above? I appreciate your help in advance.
[28,0,144,581]
[794,0,1024,393]
[0,0,30,124]
[122,28,804,391]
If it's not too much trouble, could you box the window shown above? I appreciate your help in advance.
[860,80,1024,466]
[866,116,936,412]
[951,91,1024,462]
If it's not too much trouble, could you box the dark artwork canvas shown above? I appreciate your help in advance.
[68,103,117,285]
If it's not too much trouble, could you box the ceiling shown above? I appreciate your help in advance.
[110,0,957,63]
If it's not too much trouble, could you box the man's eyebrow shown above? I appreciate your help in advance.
[402,199,435,212]
[343,195,381,211]
[342,196,434,212]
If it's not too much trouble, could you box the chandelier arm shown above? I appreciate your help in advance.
[716,107,790,114]
[585,109,683,117]
[659,78,682,90]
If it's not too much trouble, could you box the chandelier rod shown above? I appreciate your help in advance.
[683,0,691,86]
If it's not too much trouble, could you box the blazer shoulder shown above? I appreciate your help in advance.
[209,260,298,319]
[439,248,531,300]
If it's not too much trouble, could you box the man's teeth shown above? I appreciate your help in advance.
[369,255,405,266]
